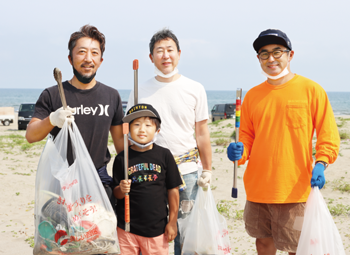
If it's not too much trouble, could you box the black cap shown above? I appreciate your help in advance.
[253,29,292,53]
[123,103,161,124]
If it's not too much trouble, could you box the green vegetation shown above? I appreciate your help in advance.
[13,172,31,176]
[0,134,46,152]
[336,117,350,128]
[210,131,227,138]
[216,200,244,220]
[21,143,35,151]
[335,117,350,139]
[214,148,225,153]
[235,209,244,220]
[339,131,350,140]
[328,203,350,216]
[209,119,225,127]
[323,180,329,189]
[333,177,350,193]
[217,200,235,216]
[337,118,346,128]
[208,120,236,140]
[231,130,236,139]
[25,236,35,248]
[215,138,230,146]
[108,134,114,146]
[26,200,35,211]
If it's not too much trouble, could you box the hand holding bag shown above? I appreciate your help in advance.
[178,185,231,255]
[33,120,120,254]
[296,187,345,255]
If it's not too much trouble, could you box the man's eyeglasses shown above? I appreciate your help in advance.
[258,50,290,60]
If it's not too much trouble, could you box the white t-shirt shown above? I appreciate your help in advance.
[127,75,209,175]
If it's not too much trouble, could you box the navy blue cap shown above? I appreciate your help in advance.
[253,29,292,53]
[123,103,161,124]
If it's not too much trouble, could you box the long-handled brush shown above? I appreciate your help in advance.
[232,88,242,198]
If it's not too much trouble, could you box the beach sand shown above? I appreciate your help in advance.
[0,116,349,254]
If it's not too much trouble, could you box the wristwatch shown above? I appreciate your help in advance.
[316,161,328,169]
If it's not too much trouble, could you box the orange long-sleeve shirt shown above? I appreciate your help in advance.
[239,74,340,203]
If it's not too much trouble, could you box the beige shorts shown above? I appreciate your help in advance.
[243,200,305,253]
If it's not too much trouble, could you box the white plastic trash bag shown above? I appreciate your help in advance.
[178,186,231,255]
[33,120,120,254]
[296,187,345,255]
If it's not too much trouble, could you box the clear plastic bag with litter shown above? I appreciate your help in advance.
[33,120,120,254]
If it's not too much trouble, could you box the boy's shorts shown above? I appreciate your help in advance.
[117,227,168,255]
[243,200,305,253]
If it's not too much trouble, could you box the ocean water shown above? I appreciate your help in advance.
[0,89,349,115]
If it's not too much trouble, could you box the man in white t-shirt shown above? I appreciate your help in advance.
[126,28,212,255]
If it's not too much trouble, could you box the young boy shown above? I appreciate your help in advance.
[113,103,182,254]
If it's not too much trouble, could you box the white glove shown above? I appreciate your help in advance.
[49,106,75,128]
[197,170,212,188]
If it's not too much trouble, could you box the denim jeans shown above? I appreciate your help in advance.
[174,172,198,255]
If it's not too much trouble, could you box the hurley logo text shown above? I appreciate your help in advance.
[72,104,110,117]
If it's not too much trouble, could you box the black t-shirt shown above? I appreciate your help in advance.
[113,144,182,237]
[33,81,124,169]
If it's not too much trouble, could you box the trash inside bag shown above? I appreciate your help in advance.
[33,120,120,254]
[178,186,231,255]
[296,187,345,255]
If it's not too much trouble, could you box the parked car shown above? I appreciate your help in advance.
[18,103,35,130]
[0,107,15,126]
[122,101,128,114]
[211,103,236,122]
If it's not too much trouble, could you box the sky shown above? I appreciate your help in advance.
[1,0,349,92]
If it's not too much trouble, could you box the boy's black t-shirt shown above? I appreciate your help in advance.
[113,144,182,237]
[33,81,124,169]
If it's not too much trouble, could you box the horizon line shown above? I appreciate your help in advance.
[0,88,349,93]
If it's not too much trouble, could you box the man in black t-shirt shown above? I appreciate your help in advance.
[26,25,124,199]
[113,104,182,254]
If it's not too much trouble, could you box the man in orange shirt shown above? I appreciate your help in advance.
[227,29,340,255]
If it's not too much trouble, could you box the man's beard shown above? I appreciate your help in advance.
[73,66,97,84]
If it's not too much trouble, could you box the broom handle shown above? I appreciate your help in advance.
[53,68,67,110]
[133,60,139,105]
[232,88,242,198]
[123,123,130,232]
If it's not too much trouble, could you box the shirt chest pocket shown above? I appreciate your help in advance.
[286,104,308,129]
